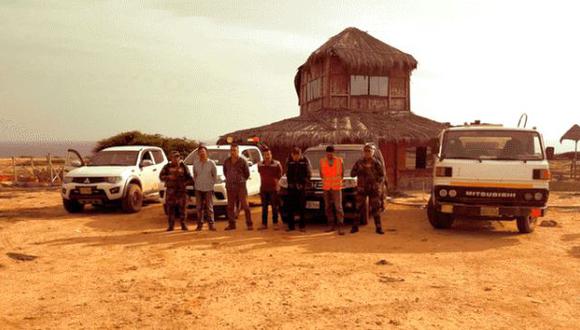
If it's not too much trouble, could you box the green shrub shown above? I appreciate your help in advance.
[94,131,198,157]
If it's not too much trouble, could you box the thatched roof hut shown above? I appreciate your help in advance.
[220,27,445,189]
[560,124,580,179]
[294,27,417,98]
[218,110,445,147]
[560,124,580,143]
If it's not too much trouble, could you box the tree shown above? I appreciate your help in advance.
[94,131,198,156]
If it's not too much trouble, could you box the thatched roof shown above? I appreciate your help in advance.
[218,110,446,148]
[560,124,580,143]
[294,27,418,96]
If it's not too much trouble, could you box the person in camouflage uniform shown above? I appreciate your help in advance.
[350,144,386,235]
[160,151,193,231]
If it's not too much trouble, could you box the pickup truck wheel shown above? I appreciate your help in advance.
[427,196,454,229]
[516,216,536,233]
[63,199,84,213]
[122,183,143,213]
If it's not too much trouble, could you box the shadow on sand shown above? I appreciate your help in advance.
[40,205,522,255]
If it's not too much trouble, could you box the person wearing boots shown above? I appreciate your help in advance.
[350,144,386,235]
[285,147,311,232]
[223,143,253,231]
[159,151,193,231]
[320,145,345,235]
[193,145,218,231]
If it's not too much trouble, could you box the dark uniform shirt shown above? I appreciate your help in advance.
[223,156,250,187]
[351,157,385,191]
[286,156,312,190]
[159,161,192,203]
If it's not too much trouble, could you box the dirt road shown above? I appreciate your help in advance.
[0,189,579,329]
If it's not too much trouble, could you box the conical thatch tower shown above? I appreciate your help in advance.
[220,27,446,189]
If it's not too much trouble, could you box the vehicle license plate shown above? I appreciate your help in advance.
[306,201,320,209]
[79,187,92,195]
[480,207,499,217]
[441,204,453,213]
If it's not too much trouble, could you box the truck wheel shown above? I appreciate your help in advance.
[516,216,536,233]
[427,196,454,229]
[122,183,143,213]
[63,199,84,213]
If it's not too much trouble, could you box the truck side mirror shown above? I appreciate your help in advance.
[545,147,554,160]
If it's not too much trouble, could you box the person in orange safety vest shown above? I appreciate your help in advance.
[320,145,345,235]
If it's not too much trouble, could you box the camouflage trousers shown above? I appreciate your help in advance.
[166,196,187,229]
[355,187,383,228]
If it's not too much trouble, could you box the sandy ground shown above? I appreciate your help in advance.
[0,189,579,329]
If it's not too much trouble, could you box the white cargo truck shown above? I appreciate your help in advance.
[427,123,551,233]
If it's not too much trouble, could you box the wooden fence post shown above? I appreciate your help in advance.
[48,153,53,186]
[12,157,17,183]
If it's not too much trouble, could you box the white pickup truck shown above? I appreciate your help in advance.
[62,146,168,213]
[427,124,550,233]
[160,144,263,217]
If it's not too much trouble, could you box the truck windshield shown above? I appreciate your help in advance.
[89,151,139,166]
[442,130,544,161]
[304,150,362,175]
[184,149,231,166]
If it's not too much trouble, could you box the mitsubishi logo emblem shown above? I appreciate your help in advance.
[84,178,90,184]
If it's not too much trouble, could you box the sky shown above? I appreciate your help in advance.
[0,0,579,152]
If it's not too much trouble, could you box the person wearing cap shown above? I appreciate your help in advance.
[257,148,283,230]
[350,144,386,235]
[193,145,218,231]
[320,145,345,235]
[159,151,193,231]
[284,146,311,232]
[223,143,253,230]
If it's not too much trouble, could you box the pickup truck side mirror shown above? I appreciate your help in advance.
[140,159,154,167]
[70,160,82,167]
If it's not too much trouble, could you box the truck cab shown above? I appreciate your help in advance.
[427,125,550,233]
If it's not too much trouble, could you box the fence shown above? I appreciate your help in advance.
[0,154,65,185]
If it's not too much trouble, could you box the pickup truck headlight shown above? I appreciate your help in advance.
[342,178,358,189]
[63,176,73,184]
[106,176,123,184]
[279,176,288,189]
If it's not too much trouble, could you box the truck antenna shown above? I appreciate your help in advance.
[517,113,528,128]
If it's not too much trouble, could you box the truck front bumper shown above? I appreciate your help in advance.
[436,202,547,218]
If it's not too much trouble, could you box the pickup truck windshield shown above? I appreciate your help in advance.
[442,130,544,161]
[89,151,139,166]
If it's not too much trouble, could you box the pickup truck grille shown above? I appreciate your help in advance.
[72,177,107,184]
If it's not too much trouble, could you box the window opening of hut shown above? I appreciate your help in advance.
[370,76,389,96]
[350,75,369,95]
[351,75,389,96]
[306,78,321,102]
[405,147,431,169]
